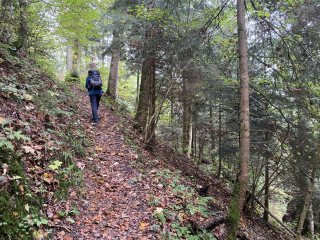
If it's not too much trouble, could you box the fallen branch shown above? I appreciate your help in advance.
[254,198,296,237]
[190,214,226,230]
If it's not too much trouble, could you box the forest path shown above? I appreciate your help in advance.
[54,88,160,240]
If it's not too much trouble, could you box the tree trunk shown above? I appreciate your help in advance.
[295,145,320,240]
[309,203,314,239]
[72,39,80,78]
[182,70,193,157]
[135,70,140,111]
[15,0,28,52]
[263,157,270,221]
[0,0,12,43]
[227,0,250,239]
[134,28,156,147]
[209,105,215,164]
[66,46,73,72]
[218,100,222,178]
[107,50,120,99]
[107,31,121,99]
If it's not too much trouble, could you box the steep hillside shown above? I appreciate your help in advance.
[0,46,87,239]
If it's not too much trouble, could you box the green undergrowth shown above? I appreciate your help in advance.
[115,102,216,239]
[0,45,88,239]
[149,169,217,240]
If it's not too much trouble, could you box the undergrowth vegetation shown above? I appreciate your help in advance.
[148,169,217,240]
[0,45,87,239]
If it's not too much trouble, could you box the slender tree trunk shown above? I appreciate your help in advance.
[227,0,250,239]
[295,145,320,240]
[263,158,270,221]
[66,46,73,72]
[209,105,215,164]
[72,39,80,78]
[135,70,140,111]
[15,0,28,52]
[309,203,314,239]
[218,100,222,178]
[107,50,120,99]
[182,70,193,157]
[145,63,156,147]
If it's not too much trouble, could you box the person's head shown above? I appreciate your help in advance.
[89,63,97,70]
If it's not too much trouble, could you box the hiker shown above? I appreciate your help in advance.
[85,70,103,124]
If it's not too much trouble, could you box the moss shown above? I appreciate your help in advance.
[226,185,241,240]
[0,151,40,240]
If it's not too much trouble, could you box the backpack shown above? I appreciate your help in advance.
[89,70,102,88]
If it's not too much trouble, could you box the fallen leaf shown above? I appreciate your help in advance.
[139,221,149,230]
[46,208,54,218]
[25,105,35,111]
[63,235,73,240]
[24,94,33,101]
[95,146,103,151]
[43,172,54,184]
[0,117,7,125]
[22,146,35,155]
[76,162,85,170]
[155,207,163,213]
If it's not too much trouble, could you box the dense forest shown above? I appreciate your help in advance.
[0,0,319,239]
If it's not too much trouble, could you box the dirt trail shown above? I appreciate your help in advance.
[54,88,160,240]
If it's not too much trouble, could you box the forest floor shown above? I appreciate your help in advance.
[51,87,292,240]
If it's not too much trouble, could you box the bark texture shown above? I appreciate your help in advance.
[72,39,80,78]
[134,28,156,147]
[182,82,192,158]
[66,46,73,72]
[15,0,28,52]
[107,50,120,99]
[107,31,121,99]
[0,0,12,43]
[227,0,250,238]
[295,145,320,240]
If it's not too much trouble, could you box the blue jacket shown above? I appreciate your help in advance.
[85,76,103,95]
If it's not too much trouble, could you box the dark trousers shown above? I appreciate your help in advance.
[89,94,101,122]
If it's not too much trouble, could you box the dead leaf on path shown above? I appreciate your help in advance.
[0,117,7,125]
[112,162,119,167]
[155,207,163,213]
[76,162,85,170]
[34,145,43,150]
[95,146,103,151]
[63,235,73,240]
[70,191,77,197]
[46,208,54,218]
[25,104,35,111]
[43,172,54,184]
[22,146,36,155]
[139,221,149,230]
